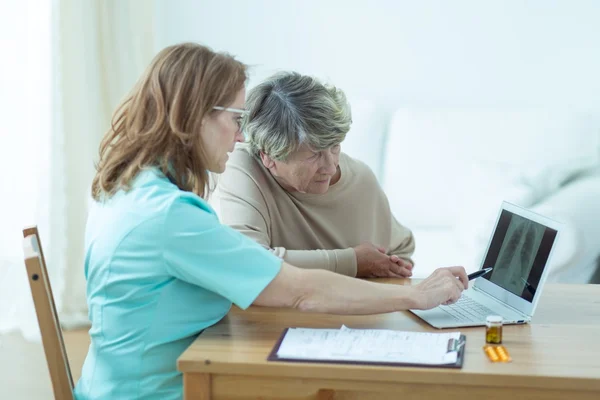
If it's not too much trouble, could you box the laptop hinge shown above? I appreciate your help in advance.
[472,286,530,319]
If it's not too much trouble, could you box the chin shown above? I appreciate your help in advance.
[213,155,229,174]
[207,161,226,174]
[307,184,330,194]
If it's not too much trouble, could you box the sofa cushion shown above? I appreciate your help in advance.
[382,108,600,228]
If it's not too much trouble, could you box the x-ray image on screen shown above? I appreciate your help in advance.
[481,207,558,302]
[489,215,545,296]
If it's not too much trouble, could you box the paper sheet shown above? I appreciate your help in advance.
[276,326,461,365]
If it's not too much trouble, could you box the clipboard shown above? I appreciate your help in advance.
[267,327,466,369]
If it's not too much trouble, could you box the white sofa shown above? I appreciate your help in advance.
[343,103,600,283]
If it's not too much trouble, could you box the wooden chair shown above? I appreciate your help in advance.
[22,226,74,400]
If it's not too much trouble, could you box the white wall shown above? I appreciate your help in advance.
[156,0,600,111]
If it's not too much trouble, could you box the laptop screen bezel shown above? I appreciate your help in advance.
[473,201,562,317]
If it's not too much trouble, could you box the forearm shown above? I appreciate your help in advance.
[297,269,417,314]
[254,262,417,315]
[279,248,357,277]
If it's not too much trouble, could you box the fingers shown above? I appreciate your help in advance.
[389,255,414,269]
[414,268,467,309]
[373,260,411,278]
[437,278,462,306]
[451,274,464,294]
[446,288,462,305]
[368,252,415,279]
[390,263,412,277]
[426,268,466,306]
[446,270,466,304]
[432,267,467,290]
[375,261,405,278]
[376,268,405,279]
[445,266,468,289]
[384,256,413,277]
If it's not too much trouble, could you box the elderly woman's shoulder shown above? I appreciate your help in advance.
[341,152,378,182]
[226,143,264,176]
[225,143,253,164]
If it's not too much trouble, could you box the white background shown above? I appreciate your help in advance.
[156,0,600,111]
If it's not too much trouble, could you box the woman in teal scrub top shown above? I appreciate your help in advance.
[74,42,468,400]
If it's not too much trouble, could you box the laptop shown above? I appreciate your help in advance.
[410,201,561,329]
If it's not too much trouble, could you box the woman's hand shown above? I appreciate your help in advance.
[389,255,413,277]
[354,242,412,278]
[411,266,468,310]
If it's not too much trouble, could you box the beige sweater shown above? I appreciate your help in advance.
[213,144,415,277]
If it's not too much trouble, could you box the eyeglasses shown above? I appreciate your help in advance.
[212,106,246,115]
[213,106,247,131]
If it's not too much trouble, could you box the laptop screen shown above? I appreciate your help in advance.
[480,208,558,303]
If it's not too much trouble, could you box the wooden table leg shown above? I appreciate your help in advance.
[317,389,336,400]
[184,373,211,400]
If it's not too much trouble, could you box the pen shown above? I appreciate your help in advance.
[521,277,536,296]
[467,267,493,281]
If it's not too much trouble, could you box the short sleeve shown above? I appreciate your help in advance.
[163,196,282,309]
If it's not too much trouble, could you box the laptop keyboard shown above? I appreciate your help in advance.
[440,295,500,323]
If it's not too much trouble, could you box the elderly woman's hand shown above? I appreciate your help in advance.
[389,255,413,277]
[353,242,412,278]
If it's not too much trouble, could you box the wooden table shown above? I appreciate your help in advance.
[178,281,600,399]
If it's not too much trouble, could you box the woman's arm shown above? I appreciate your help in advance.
[254,262,468,314]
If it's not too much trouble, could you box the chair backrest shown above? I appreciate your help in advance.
[22,226,74,400]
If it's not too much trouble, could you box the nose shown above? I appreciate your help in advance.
[235,130,245,143]
[320,151,337,175]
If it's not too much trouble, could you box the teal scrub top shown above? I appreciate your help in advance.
[74,168,282,400]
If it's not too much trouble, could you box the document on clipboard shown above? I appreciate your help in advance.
[267,326,466,368]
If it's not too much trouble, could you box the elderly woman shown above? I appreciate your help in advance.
[215,72,416,278]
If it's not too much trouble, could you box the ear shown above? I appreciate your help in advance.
[260,152,275,169]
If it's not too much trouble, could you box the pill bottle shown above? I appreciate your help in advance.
[485,315,503,344]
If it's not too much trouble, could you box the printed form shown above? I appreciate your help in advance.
[276,326,461,365]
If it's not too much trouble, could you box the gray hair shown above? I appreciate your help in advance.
[243,72,352,161]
